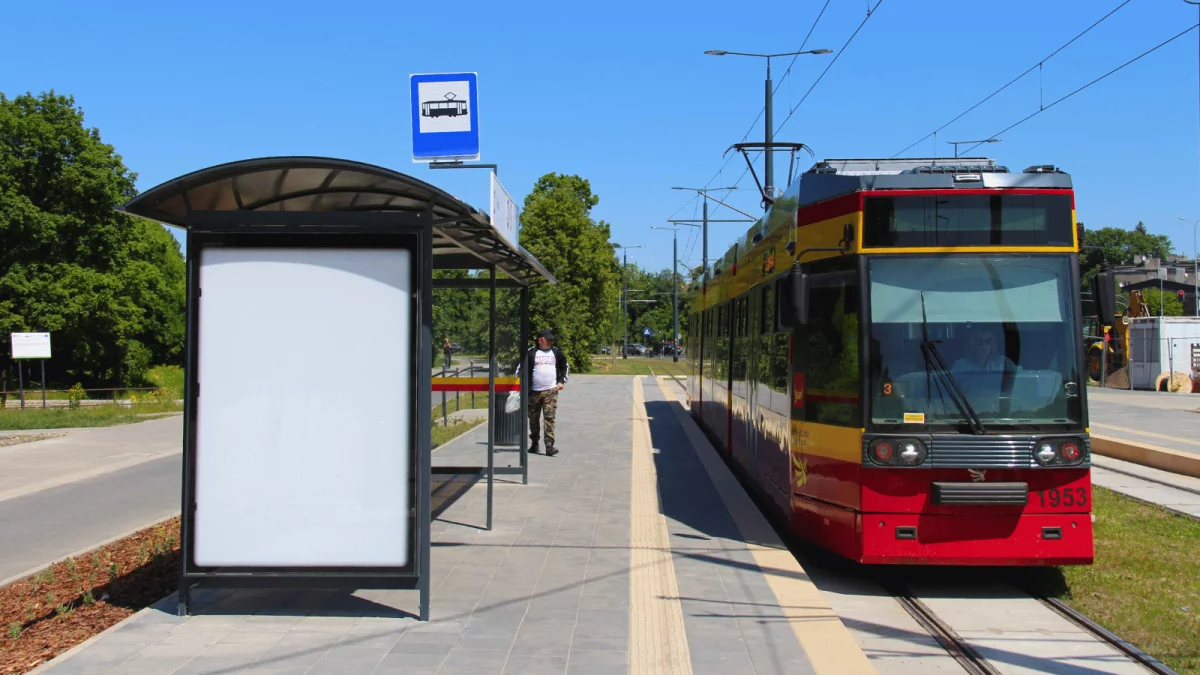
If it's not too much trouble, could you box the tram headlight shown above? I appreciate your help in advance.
[897,439,927,466]
[1034,438,1086,467]
[868,438,926,467]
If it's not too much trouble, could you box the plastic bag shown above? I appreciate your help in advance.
[504,390,521,413]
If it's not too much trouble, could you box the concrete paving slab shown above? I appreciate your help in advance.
[31,376,856,675]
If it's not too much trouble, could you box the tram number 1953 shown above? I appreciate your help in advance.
[1037,487,1088,508]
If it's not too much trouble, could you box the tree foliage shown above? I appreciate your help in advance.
[0,91,185,388]
[1138,288,1184,317]
[621,264,690,348]
[1081,222,1174,284]
[516,174,619,372]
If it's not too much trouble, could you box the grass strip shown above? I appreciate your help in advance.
[1029,487,1200,674]
[0,404,181,431]
[432,418,485,448]
[589,357,662,376]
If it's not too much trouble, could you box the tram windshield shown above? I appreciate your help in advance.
[867,256,1082,430]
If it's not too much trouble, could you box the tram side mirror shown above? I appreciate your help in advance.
[1093,271,1117,327]
[779,266,810,329]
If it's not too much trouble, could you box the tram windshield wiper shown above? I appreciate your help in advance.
[919,292,987,436]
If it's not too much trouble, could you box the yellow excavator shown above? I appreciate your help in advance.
[1085,274,1147,382]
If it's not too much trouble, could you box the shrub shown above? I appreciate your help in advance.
[67,383,86,409]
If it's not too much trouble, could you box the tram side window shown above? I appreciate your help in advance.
[714,305,727,382]
[770,282,790,404]
[796,274,861,426]
[731,297,748,386]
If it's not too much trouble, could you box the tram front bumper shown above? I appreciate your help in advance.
[859,511,1094,566]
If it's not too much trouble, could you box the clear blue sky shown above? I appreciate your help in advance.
[4,0,1199,271]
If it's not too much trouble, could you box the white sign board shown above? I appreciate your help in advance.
[490,173,519,249]
[11,333,51,360]
[193,247,412,567]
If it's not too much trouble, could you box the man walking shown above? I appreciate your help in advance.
[519,329,568,456]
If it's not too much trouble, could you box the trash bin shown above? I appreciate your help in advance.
[492,392,523,446]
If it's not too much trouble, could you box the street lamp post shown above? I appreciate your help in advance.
[946,138,1000,158]
[651,226,681,362]
[612,244,644,358]
[1178,217,1199,316]
[704,48,832,202]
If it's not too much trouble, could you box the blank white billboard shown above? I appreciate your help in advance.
[194,247,412,567]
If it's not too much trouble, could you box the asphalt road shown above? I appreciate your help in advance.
[0,454,179,584]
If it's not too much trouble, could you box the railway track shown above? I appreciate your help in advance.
[649,361,688,393]
[883,579,1178,675]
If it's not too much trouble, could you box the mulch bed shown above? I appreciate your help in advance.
[0,435,60,449]
[0,518,180,674]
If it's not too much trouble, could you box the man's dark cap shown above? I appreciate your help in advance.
[536,329,554,341]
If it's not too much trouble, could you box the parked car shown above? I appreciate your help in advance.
[600,345,611,355]
[625,343,647,356]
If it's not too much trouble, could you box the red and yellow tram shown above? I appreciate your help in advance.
[686,157,1093,565]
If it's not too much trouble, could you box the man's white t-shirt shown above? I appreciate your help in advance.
[532,349,558,392]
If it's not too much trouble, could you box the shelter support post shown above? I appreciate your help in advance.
[177,230,196,617]
[418,223,434,622]
[519,287,530,485]
[487,266,496,531]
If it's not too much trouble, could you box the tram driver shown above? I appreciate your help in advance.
[950,326,1018,411]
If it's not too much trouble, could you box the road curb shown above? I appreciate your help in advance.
[0,514,178,589]
[1091,434,1200,480]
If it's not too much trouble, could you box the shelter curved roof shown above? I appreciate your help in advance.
[120,156,553,284]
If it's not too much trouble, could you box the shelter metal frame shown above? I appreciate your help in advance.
[119,157,553,621]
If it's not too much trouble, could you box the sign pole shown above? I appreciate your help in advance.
[40,360,46,408]
[17,361,24,410]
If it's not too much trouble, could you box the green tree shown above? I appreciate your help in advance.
[1138,288,1184,317]
[1080,223,1174,285]
[515,174,619,372]
[0,91,185,389]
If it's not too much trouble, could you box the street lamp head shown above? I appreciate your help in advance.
[808,49,833,54]
[704,50,727,56]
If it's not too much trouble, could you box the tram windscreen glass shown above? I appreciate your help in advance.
[867,256,1082,430]
[863,194,1073,247]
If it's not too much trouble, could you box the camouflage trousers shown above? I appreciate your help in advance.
[529,388,558,447]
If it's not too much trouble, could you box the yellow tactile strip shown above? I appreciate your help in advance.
[655,376,877,675]
[630,377,694,675]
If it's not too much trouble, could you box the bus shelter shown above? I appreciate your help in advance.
[120,157,554,620]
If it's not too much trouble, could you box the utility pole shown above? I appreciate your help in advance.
[673,232,679,362]
[704,49,831,204]
[613,244,644,359]
[764,59,773,201]
[651,226,681,363]
[669,187,748,278]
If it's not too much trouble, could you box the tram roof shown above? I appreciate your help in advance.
[119,156,555,285]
